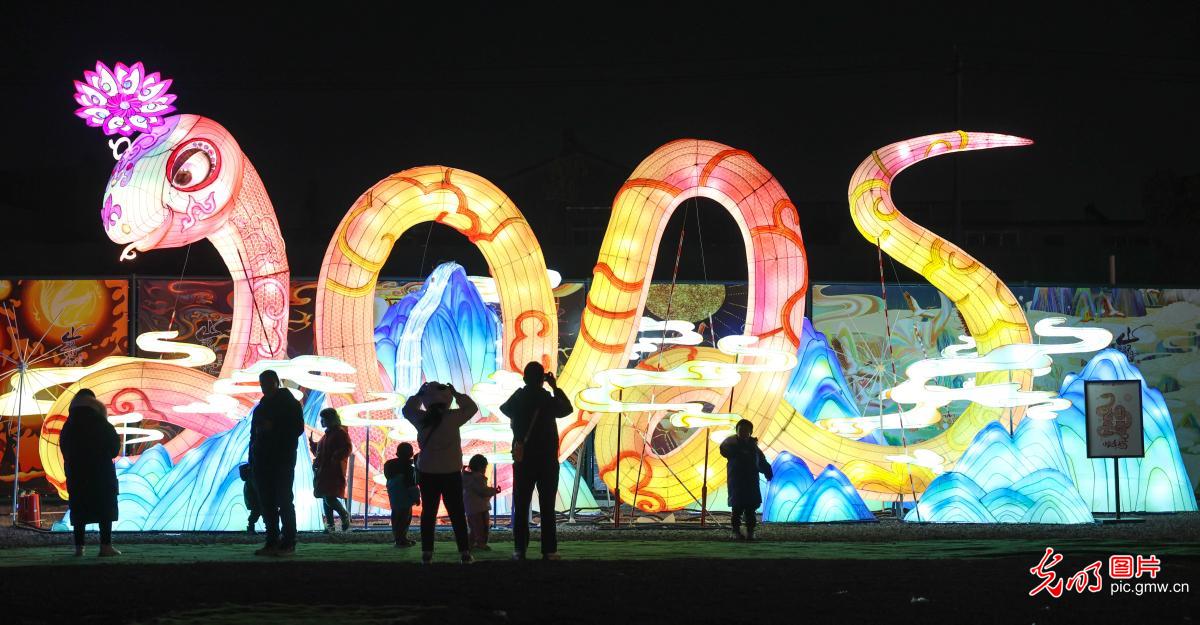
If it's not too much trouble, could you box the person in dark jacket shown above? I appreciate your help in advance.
[501,361,573,560]
[248,370,305,556]
[60,388,122,557]
[719,419,773,541]
[309,408,352,532]
[238,463,260,534]
[384,442,418,547]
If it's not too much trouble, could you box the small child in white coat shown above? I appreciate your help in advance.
[462,454,501,550]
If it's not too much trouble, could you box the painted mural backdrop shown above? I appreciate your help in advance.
[0,279,130,490]
[136,279,747,380]
[813,284,1200,492]
[136,279,320,370]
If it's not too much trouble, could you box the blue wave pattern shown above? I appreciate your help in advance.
[60,396,326,532]
[375,262,502,395]
[1056,349,1197,512]
[783,318,861,425]
[906,418,1094,523]
[763,452,874,522]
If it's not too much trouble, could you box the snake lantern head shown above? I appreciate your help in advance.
[75,62,243,260]
[101,115,244,259]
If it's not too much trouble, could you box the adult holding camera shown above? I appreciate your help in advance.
[402,381,478,564]
[501,361,574,561]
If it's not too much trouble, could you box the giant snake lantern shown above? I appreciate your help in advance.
[64,60,1090,514]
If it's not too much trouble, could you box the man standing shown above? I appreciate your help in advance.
[501,361,573,560]
[249,370,305,556]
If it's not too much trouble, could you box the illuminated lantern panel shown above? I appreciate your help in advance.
[62,392,325,532]
[317,167,557,509]
[763,453,874,523]
[98,112,290,379]
[47,61,1195,526]
[905,419,1094,523]
[1055,350,1197,512]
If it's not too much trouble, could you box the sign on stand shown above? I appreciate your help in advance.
[1084,380,1145,522]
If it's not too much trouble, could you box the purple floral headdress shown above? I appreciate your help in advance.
[73,61,176,138]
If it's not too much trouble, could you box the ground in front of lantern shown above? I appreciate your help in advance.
[1,516,1197,624]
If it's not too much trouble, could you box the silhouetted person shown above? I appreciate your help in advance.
[719,419,773,541]
[403,381,478,564]
[384,442,418,547]
[502,361,573,560]
[60,388,121,557]
[249,370,305,556]
[238,463,260,534]
[463,453,500,551]
[310,407,352,532]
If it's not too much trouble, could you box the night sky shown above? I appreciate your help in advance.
[3,3,1199,284]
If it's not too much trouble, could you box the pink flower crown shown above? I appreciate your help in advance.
[73,61,177,137]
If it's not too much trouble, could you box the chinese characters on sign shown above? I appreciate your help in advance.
[1085,380,1145,458]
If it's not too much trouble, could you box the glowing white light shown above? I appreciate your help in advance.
[461,422,513,443]
[709,428,737,443]
[0,331,216,416]
[669,413,742,428]
[884,449,947,474]
[386,424,418,442]
[817,318,1113,438]
[212,355,357,398]
[469,269,563,304]
[108,412,165,446]
[173,394,243,419]
[337,392,406,425]
[627,317,704,359]
[578,335,797,423]
[470,370,524,419]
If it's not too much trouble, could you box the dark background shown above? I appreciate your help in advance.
[3,2,1199,286]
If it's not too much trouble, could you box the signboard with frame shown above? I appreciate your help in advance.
[1084,380,1145,459]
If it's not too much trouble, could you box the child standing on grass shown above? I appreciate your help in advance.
[384,443,419,547]
[239,463,261,534]
[719,419,773,541]
[463,454,501,551]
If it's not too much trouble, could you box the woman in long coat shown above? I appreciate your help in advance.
[309,408,351,531]
[59,388,121,556]
[719,418,773,541]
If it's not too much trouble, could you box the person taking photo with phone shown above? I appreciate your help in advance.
[501,361,574,561]
[403,381,478,564]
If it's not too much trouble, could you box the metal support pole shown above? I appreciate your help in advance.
[614,405,622,528]
[1114,458,1121,521]
[492,441,498,529]
[10,367,26,525]
[347,452,356,524]
[342,436,352,521]
[699,430,710,527]
[568,443,584,523]
[362,428,371,530]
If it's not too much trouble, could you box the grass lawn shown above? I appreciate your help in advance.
[5,537,1199,567]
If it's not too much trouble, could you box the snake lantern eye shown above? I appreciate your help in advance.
[166,139,220,191]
